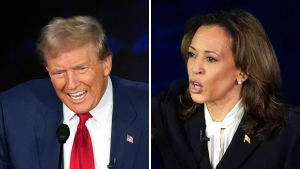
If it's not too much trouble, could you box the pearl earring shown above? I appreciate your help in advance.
[237,81,242,85]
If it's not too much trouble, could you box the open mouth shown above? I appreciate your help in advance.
[68,91,87,100]
[189,80,203,93]
[193,81,201,89]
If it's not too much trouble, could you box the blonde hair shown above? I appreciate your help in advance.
[36,16,112,66]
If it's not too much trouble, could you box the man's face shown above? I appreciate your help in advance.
[46,42,112,114]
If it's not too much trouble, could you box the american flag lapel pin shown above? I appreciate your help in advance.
[126,134,134,144]
[244,134,251,144]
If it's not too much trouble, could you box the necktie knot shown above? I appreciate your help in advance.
[77,112,92,127]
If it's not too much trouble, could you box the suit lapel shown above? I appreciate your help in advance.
[183,106,261,169]
[217,118,261,169]
[35,105,63,169]
[109,77,141,169]
[33,81,64,169]
[110,116,141,168]
[184,105,211,169]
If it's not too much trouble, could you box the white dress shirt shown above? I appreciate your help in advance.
[205,99,244,169]
[63,77,113,169]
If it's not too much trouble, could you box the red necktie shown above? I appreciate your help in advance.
[70,113,95,169]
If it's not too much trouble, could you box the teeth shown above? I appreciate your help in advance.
[193,82,201,89]
[69,91,87,100]
[69,91,86,97]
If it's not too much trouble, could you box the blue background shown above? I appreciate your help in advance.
[151,0,300,168]
[0,0,149,92]
[152,0,300,107]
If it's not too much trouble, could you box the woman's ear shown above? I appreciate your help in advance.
[238,71,248,82]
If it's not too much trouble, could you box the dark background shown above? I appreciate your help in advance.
[0,0,149,92]
[152,0,300,168]
[152,0,300,107]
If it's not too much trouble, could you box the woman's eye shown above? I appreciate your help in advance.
[187,52,196,58]
[207,57,217,62]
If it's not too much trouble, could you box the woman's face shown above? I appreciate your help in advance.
[187,25,243,106]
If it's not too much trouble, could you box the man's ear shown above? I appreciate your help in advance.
[103,55,112,76]
[46,67,51,76]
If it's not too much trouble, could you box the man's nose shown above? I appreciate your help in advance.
[66,72,80,90]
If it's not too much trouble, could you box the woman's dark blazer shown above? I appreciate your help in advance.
[152,81,300,169]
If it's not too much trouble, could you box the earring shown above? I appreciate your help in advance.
[237,81,242,85]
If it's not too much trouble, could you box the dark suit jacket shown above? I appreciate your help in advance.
[0,76,149,169]
[152,81,300,169]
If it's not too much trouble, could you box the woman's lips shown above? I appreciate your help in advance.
[189,81,203,94]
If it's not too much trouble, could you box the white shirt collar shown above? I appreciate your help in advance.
[205,99,244,126]
[204,99,244,169]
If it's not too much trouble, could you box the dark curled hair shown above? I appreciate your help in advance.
[179,9,286,141]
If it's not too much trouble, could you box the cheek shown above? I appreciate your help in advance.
[209,70,232,86]
[204,69,233,95]
[207,69,238,95]
[50,78,65,91]
[86,73,103,88]
[186,60,193,73]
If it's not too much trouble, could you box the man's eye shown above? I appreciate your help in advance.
[53,72,64,77]
[78,67,87,72]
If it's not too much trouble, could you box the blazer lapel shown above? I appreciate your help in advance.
[35,106,63,168]
[184,105,211,169]
[217,118,260,169]
[183,104,261,169]
[109,116,142,168]
[34,84,64,169]
[109,77,141,169]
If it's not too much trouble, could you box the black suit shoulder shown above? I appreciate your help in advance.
[282,108,300,169]
[152,80,188,113]
[286,107,300,129]
[152,81,201,169]
[152,80,188,134]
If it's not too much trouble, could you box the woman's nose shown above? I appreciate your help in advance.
[192,58,204,74]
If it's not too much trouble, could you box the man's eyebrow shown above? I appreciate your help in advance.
[71,63,88,69]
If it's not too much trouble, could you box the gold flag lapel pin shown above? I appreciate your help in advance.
[244,134,251,144]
